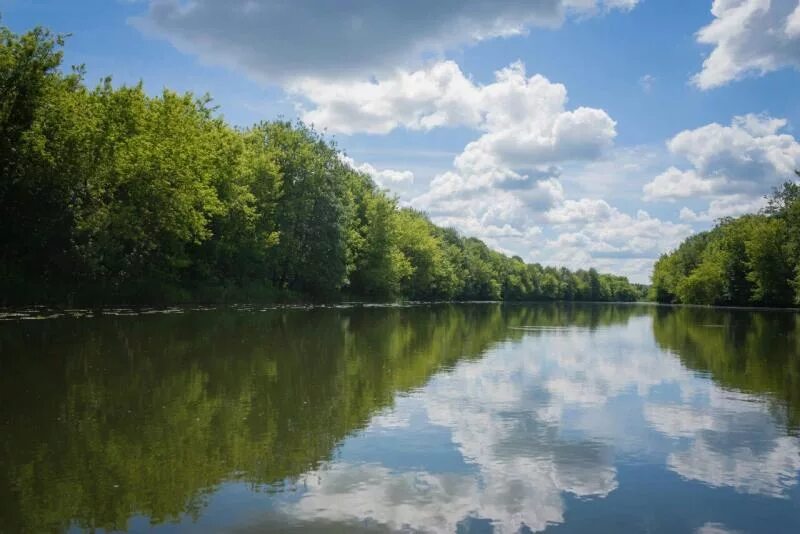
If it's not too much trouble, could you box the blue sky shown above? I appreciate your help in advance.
[2,0,799,282]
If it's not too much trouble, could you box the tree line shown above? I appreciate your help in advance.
[651,175,800,307]
[0,24,644,304]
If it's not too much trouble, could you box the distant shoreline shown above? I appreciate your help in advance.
[3,299,798,323]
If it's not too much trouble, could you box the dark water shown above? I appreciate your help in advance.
[1,303,799,533]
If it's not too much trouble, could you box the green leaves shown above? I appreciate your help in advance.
[653,181,800,307]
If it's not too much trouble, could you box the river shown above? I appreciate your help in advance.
[1,303,799,533]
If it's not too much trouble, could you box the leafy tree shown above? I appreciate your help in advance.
[0,25,80,296]
[652,174,800,307]
[258,121,349,298]
[744,216,792,305]
[395,209,460,300]
[675,246,725,305]
[349,190,411,298]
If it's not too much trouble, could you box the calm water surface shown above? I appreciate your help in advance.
[1,303,799,533]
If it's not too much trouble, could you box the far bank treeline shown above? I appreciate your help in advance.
[0,25,644,304]
[652,175,800,307]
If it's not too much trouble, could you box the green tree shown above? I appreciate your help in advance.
[395,209,459,300]
[349,190,411,298]
[261,122,348,298]
[744,216,792,305]
[652,177,800,308]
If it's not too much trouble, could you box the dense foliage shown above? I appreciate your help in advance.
[0,25,643,304]
[651,176,800,307]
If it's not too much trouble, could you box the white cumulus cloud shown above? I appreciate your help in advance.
[644,168,716,201]
[693,0,800,89]
[679,194,769,223]
[643,114,800,203]
[294,61,618,167]
[540,209,691,264]
[339,155,414,188]
[293,61,483,134]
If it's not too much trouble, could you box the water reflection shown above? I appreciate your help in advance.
[650,307,800,498]
[646,388,800,497]
[280,337,620,532]
[1,303,799,532]
[652,306,800,427]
